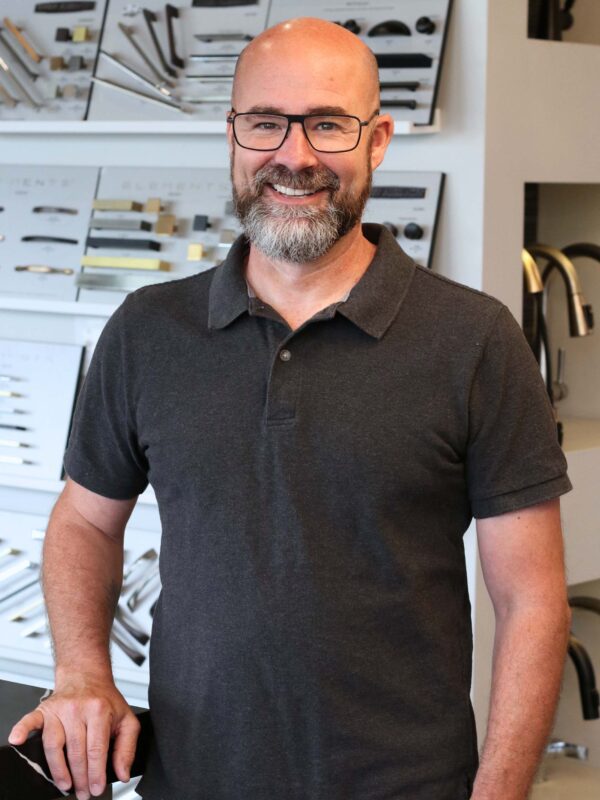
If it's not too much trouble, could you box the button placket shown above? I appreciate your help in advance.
[266,340,301,425]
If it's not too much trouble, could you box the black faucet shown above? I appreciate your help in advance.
[568,596,600,720]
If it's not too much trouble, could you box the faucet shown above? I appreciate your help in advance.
[563,241,600,266]
[521,250,552,395]
[527,244,594,337]
[567,631,600,720]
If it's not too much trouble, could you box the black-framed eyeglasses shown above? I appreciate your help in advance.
[227,109,379,153]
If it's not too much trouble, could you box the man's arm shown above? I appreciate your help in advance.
[8,478,141,800]
[471,497,571,800]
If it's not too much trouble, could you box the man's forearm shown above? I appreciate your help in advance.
[43,495,124,683]
[472,602,570,800]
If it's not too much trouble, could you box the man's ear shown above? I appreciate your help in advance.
[370,114,394,171]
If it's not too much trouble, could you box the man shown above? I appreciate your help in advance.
[9,17,571,800]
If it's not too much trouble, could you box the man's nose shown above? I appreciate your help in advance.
[271,122,320,170]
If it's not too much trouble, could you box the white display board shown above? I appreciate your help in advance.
[0,511,161,704]
[0,164,99,300]
[0,0,109,121]
[0,338,83,481]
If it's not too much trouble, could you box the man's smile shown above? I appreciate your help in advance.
[271,183,321,197]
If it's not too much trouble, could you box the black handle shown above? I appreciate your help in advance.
[165,5,185,69]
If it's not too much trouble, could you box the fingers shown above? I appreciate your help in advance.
[40,710,72,794]
[85,709,111,796]
[112,712,141,783]
[8,708,44,744]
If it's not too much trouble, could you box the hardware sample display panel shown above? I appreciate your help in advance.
[0,339,83,481]
[0,0,109,121]
[267,0,453,127]
[0,164,100,300]
[366,171,445,268]
[78,165,243,303]
[0,511,160,695]
[0,0,452,123]
[87,0,272,121]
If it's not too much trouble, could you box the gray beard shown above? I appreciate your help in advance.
[232,162,372,264]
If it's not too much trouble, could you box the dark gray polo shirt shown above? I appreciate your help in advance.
[64,224,571,800]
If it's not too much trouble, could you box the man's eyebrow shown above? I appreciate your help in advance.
[242,105,351,116]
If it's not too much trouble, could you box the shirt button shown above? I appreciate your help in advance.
[279,349,292,362]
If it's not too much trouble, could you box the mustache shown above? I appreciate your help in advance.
[250,164,340,195]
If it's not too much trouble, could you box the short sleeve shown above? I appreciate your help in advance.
[64,297,149,499]
[467,305,572,518]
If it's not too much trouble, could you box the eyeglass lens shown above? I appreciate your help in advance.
[233,114,361,152]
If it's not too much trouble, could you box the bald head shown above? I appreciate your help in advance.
[232,17,380,113]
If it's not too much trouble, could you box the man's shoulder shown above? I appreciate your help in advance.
[411,263,503,312]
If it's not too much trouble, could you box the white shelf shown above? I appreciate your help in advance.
[0,109,441,136]
[0,475,158,505]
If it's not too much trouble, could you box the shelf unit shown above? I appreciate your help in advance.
[0,0,599,756]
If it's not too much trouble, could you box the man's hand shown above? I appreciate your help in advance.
[8,674,141,800]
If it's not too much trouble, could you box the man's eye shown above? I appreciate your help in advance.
[315,121,338,131]
[254,121,283,131]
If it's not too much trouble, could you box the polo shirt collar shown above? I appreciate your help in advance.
[208,223,416,339]
[207,234,250,330]
[337,223,416,339]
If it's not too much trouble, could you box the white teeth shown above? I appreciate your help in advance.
[272,183,317,197]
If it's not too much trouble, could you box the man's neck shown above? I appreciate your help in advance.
[244,224,376,331]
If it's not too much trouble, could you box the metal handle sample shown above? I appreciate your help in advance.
[0,55,42,109]
[0,577,39,604]
[21,235,79,244]
[92,198,143,212]
[165,5,184,69]
[143,8,177,78]
[15,265,74,274]
[380,81,420,91]
[33,206,78,215]
[86,237,160,251]
[8,594,44,621]
[379,99,417,109]
[76,272,173,291]
[0,423,28,431]
[117,23,175,87]
[111,625,146,666]
[3,18,43,63]
[115,605,150,646]
[90,75,185,113]
[0,546,21,560]
[127,565,160,612]
[100,50,174,98]
[35,2,96,11]
[375,53,433,69]
[155,214,177,235]
[0,559,38,583]
[0,29,40,80]
[81,255,169,270]
[122,548,158,589]
[0,454,33,465]
[193,33,252,42]
[21,614,48,638]
[0,438,27,446]
[89,218,152,232]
